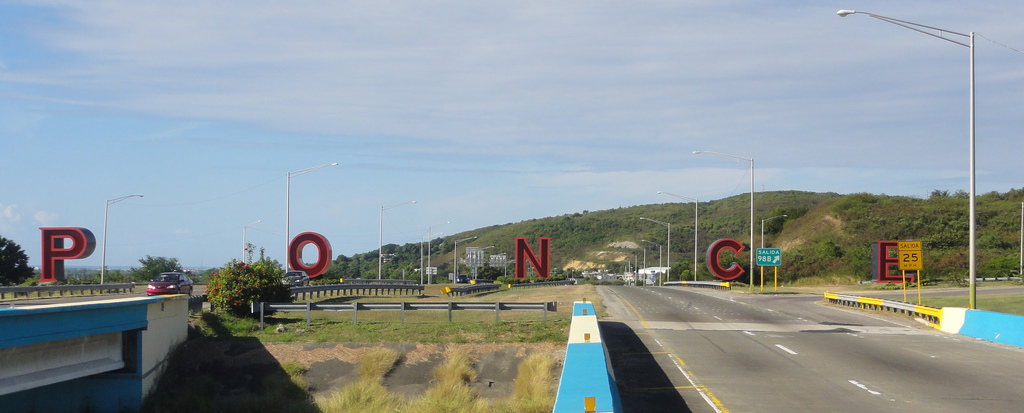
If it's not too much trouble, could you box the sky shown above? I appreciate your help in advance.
[1,1,1022,269]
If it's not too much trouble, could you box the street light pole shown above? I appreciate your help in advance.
[659,191,700,281]
[425,222,449,284]
[760,215,788,249]
[838,9,977,308]
[453,236,477,282]
[640,217,670,286]
[379,201,416,279]
[243,220,261,263]
[694,150,754,291]
[286,163,337,271]
[102,194,143,284]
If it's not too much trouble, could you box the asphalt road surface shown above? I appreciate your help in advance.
[598,285,1024,413]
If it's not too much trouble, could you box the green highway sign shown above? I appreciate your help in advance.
[756,248,782,266]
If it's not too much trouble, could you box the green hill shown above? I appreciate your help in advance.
[324,189,1024,285]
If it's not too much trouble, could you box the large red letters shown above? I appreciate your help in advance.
[288,232,332,278]
[872,241,905,283]
[40,227,96,282]
[515,237,550,279]
[706,238,745,281]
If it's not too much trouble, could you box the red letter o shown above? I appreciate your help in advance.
[288,232,332,278]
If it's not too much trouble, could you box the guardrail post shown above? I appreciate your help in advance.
[543,303,548,323]
[305,301,311,327]
[259,302,265,330]
[352,301,359,325]
[400,302,406,324]
[448,302,453,323]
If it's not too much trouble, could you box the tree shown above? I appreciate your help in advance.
[0,236,33,285]
[131,255,184,281]
[207,259,291,316]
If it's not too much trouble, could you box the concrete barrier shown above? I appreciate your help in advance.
[553,301,622,413]
[940,307,1024,348]
[0,295,188,412]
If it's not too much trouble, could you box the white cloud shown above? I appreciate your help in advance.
[0,204,22,230]
[175,228,190,234]
[33,210,59,226]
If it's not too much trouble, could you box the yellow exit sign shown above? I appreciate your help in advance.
[898,241,921,250]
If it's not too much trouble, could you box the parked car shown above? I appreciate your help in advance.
[146,272,194,296]
[455,275,469,284]
[283,271,310,286]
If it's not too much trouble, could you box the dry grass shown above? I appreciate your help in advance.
[316,346,557,413]
[492,353,556,413]
[316,347,403,413]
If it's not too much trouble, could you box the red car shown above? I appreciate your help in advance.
[146,272,194,296]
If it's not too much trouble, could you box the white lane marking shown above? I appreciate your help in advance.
[775,344,798,355]
[848,380,882,395]
[713,316,723,321]
[742,331,755,336]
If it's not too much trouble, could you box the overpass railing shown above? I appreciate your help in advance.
[663,280,732,291]
[251,300,556,328]
[824,292,942,325]
[0,283,136,299]
[289,283,423,300]
[441,283,501,297]
[337,279,420,285]
[509,280,576,289]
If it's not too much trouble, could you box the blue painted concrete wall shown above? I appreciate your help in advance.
[553,301,622,413]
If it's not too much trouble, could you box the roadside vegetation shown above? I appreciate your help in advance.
[145,284,594,412]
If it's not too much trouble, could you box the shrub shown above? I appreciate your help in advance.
[207,260,292,317]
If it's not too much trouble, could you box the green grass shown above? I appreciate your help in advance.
[196,310,568,343]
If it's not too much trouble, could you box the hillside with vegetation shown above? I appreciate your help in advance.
[321,188,1024,285]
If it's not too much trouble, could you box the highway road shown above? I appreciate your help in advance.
[599,285,1024,413]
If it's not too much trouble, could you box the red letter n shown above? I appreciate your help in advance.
[515,237,550,279]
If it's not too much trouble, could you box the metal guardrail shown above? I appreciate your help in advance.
[0,283,136,299]
[251,300,557,328]
[441,283,501,296]
[663,280,732,291]
[337,279,420,285]
[509,280,576,289]
[187,294,206,314]
[290,283,423,300]
[824,292,942,325]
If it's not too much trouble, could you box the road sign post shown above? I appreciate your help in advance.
[756,248,782,292]
[897,241,924,303]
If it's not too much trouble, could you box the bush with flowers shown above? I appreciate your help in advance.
[207,259,292,317]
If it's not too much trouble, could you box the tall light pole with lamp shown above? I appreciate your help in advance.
[102,194,143,284]
[694,150,754,291]
[837,9,978,308]
[659,191,700,281]
[425,222,449,284]
[243,219,261,263]
[642,239,662,269]
[286,163,337,270]
[453,236,477,282]
[420,232,443,284]
[640,217,670,286]
[761,215,787,249]
[378,201,416,279]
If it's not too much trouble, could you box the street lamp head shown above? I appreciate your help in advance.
[837,10,856,17]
